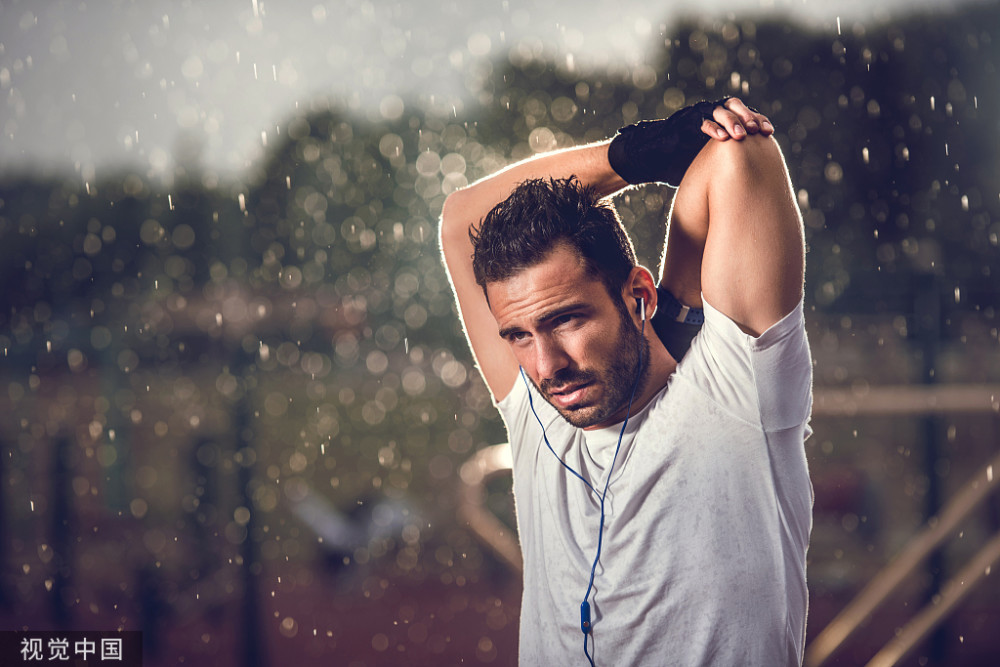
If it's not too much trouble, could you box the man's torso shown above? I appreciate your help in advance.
[497,298,813,666]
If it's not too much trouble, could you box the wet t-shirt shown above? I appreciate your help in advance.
[497,298,814,666]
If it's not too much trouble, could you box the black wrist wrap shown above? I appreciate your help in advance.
[607,97,731,187]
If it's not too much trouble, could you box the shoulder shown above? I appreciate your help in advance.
[674,296,811,430]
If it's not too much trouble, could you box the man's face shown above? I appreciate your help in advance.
[487,244,649,429]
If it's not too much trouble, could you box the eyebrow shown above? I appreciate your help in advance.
[497,301,592,340]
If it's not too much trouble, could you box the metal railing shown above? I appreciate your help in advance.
[458,442,523,573]
[805,449,1000,667]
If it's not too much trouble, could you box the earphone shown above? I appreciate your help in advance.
[521,292,647,667]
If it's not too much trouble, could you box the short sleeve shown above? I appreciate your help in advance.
[676,297,812,432]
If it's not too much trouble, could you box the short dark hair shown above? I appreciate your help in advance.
[469,177,636,300]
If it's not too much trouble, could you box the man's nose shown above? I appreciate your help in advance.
[534,335,569,380]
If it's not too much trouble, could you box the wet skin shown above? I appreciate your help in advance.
[486,243,648,430]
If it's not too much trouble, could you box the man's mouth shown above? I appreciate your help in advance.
[546,381,594,409]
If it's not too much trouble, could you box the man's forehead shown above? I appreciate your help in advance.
[488,245,590,295]
[495,243,588,284]
[486,249,610,322]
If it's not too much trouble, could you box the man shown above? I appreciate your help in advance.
[440,97,813,665]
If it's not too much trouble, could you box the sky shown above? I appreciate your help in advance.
[0,0,984,181]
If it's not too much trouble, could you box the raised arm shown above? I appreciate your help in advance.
[440,98,772,401]
[440,143,626,401]
[659,100,804,336]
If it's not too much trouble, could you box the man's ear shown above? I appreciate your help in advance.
[626,266,658,321]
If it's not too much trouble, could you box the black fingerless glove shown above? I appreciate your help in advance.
[608,97,731,188]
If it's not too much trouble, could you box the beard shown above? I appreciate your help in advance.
[533,299,651,428]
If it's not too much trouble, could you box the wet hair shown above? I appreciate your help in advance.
[469,177,637,300]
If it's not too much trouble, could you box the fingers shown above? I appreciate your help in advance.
[724,98,775,135]
[703,98,775,141]
[700,118,732,141]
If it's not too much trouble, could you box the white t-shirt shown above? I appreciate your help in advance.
[497,297,814,666]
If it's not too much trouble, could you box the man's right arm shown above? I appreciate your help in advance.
[439,141,627,402]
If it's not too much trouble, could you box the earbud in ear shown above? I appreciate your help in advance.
[638,297,645,322]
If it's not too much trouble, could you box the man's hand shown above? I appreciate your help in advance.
[607,97,774,188]
[700,98,774,141]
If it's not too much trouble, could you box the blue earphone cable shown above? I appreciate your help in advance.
[521,368,599,496]
[520,309,647,667]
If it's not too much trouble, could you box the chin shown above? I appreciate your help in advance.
[557,404,606,429]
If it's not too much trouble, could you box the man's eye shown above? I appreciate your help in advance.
[554,314,577,326]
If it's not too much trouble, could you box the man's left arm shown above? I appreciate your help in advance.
[604,98,789,339]
[667,103,805,337]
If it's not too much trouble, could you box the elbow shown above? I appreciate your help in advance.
[440,188,473,245]
[439,188,476,269]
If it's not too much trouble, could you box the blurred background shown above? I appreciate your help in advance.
[1,0,999,665]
